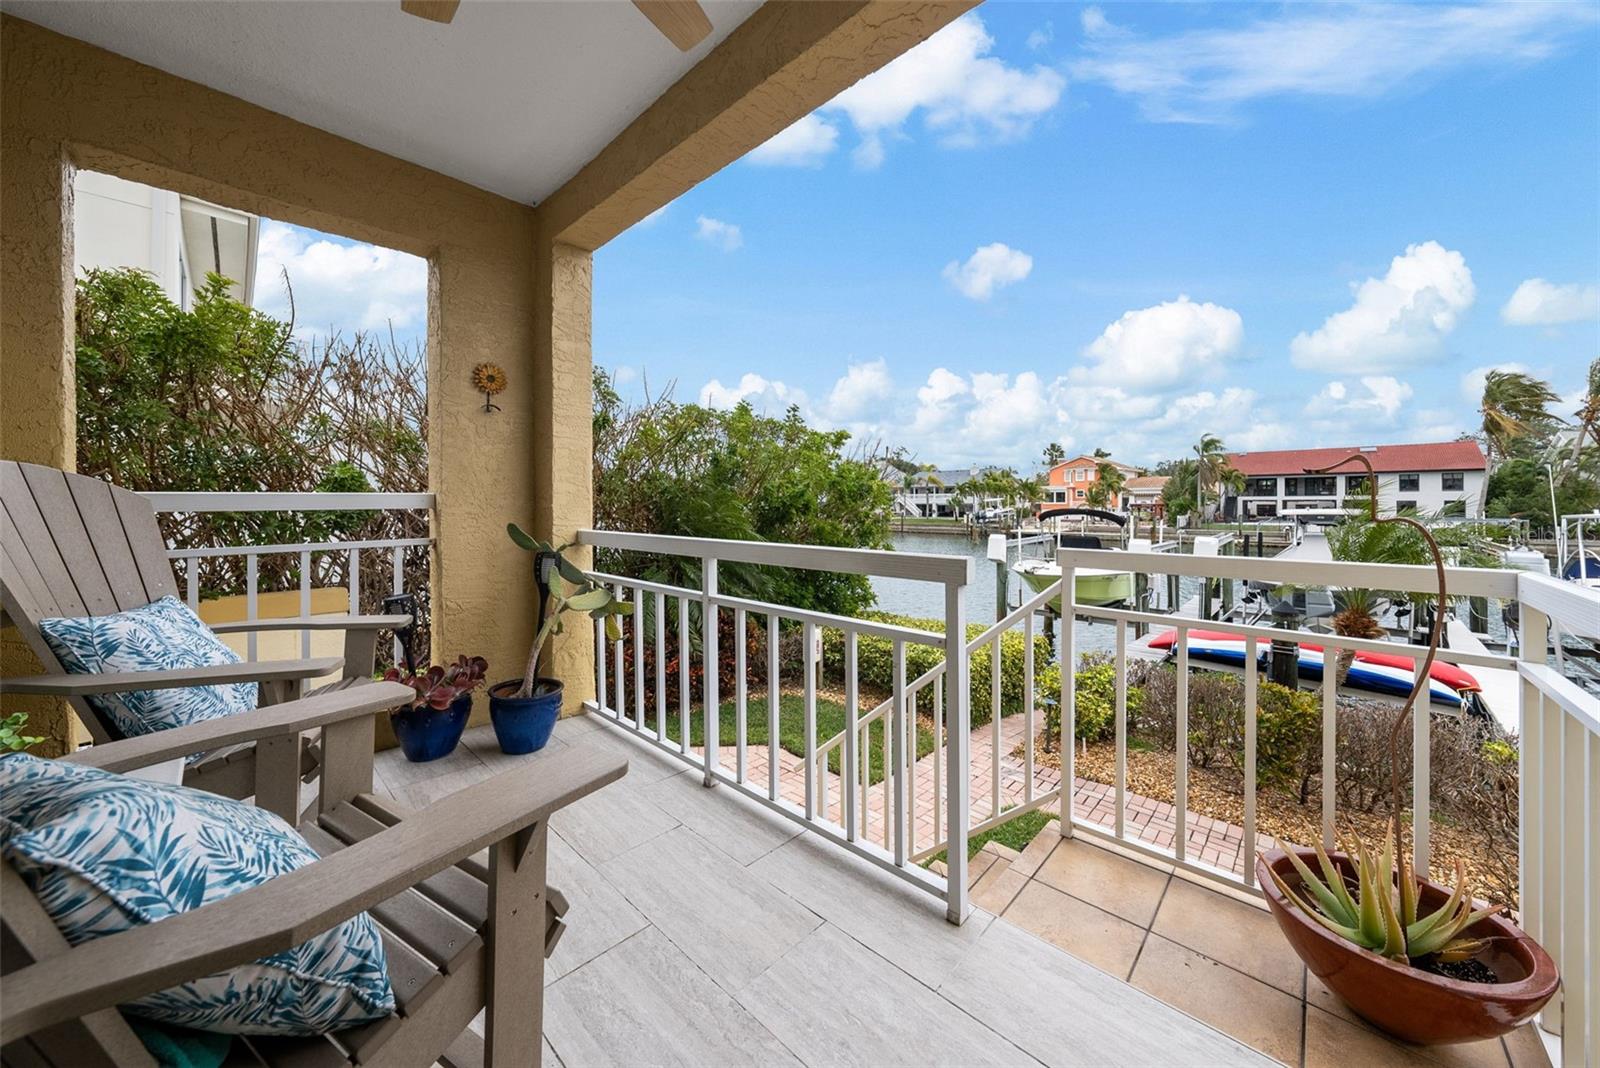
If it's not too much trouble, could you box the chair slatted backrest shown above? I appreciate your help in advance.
[0,462,180,743]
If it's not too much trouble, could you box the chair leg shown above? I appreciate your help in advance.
[485,822,548,1068]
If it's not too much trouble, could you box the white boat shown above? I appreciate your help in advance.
[1010,507,1141,607]
[1557,513,1600,589]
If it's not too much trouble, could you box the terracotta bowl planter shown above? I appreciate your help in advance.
[1257,848,1557,1045]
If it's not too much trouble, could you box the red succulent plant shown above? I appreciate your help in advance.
[385,655,487,712]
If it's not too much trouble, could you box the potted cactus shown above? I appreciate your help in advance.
[385,655,487,762]
[1256,454,1556,1045]
[489,524,631,754]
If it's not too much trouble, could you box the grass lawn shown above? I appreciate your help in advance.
[923,808,1057,867]
[643,693,934,786]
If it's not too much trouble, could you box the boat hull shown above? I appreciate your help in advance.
[1015,563,1135,607]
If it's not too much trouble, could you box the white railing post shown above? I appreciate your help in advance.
[1058,563,1076,835]
[844,629,859,842]
[944,575,970,924]
[703,558,719,787]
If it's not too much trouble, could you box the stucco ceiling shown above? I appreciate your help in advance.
[4,0,762,204]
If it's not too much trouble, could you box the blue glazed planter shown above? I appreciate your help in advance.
[391,692,472,763]
[489,679,562,755]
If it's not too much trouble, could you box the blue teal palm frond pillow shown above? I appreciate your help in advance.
[0,754,394,1035]
[38,595,258,744]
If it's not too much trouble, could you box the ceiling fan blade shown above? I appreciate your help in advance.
[400,0,460,25]
[632,0,713,51]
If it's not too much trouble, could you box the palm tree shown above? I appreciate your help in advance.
[1192,433,1228,521]
[1571,357,1600,464]
[1093,459,1127,509]
[1043,442,1066,467]
[1479,370,1560,466]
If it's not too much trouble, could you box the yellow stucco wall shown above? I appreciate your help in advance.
[0,15,581,745]
[0,3,971,751]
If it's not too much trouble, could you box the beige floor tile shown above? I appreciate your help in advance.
[971,864,1028,915]
[1305,1007,1510,1068]
[1502,1024,1552,1068]
[1130,934,1303,1067]
[1009,825,1061,879]
[1307,975,1515,1068]
[1152,877,1304,996]
[1034,837,1171,926]
[1001,879,1147,979]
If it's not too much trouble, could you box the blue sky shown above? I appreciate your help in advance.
[255,2,1599,471]
[591,1,1599,469]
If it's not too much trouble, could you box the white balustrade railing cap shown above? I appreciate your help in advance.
[140,491,434,512]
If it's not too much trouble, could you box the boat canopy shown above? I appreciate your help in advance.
[1037,506,1127,527]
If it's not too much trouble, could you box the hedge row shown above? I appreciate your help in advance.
[818,610,1052,728]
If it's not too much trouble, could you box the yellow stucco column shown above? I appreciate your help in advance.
[0,94,79,755]
[529,237,596,715]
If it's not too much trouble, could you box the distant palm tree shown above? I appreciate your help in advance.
[1572,357,1600,463]
[1479,370,1559,466]
[1192,433,1228,520]
[1043,442,1066,467]
[1091,459,1127,509]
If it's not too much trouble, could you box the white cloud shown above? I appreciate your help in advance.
[1073,295,1244,390]
[825,13,1064,167]
[1289,241,1474,372]
[254,220,426,342]
[826,359,893,421]
[695,215,743,252]
[1026,23,1054,51]
[1304,376,1415,421]
[942,243,1034,301]
[1500,278,1600,325]
[698,373,805,412]
[747,114,840,167]
[1070,3,1596,123]
[1459,362,1531,404]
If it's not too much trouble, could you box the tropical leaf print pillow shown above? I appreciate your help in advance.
[38,595,258,743]
[0,754,394,1035]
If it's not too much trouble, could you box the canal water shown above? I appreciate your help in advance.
[871,531,1122,659]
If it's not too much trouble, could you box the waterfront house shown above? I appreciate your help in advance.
[1222,440,1488,521]
[1,6,1593,1068]
[1045,455,1139,508]
[1122,474,1170,518]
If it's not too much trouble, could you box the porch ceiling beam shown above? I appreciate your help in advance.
[537,0,977,251]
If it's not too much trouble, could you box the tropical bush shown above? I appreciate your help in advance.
[1135,665,1320,790]
[74,267,429,656]
[818,611,1051,728]
[592,368,892,619]
[1039,660,1144,744]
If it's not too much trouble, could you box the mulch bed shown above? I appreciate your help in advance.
[1032,737,1512,907]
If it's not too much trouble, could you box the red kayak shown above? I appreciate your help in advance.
[1147,629,1480,702]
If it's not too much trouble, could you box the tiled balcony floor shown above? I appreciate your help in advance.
[372,715,1273,1067]
[973,832,1554,1068]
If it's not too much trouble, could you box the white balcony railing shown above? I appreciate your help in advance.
[1516,573,1599,1067]
[577,528,978,922]
[139,490,434,663]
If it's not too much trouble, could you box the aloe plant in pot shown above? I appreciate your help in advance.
[489,524,632,754]
[1255,454,1557,1046]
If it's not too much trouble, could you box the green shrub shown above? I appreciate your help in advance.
[1039,660,1145,743]
[820,611,1050,728]
[1138,666,1319,787]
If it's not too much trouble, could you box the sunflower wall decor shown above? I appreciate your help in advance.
[472,362,507,412]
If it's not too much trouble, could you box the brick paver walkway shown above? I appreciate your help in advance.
[673,708,1271,875]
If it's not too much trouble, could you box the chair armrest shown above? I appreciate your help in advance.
[0,747,628,1043]
[61,681,414,773]
[0,657,345,696]
[209,614,411,635]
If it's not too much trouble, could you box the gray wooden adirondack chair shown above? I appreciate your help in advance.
[0,682,627,1067]
[0,460,410,801]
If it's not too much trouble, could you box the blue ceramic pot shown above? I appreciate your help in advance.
[489,678,562,755]
[390,692,472,763]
